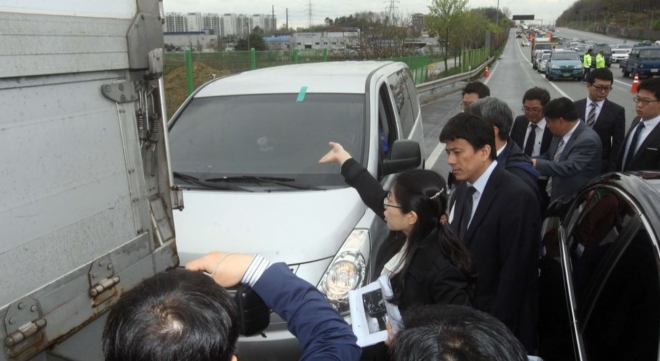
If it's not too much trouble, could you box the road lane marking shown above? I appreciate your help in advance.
[515,40,573,100]
[426,142,446,170]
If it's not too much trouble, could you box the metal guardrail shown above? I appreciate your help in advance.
[415,57,495,102]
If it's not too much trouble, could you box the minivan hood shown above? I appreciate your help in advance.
[173,188,367,265]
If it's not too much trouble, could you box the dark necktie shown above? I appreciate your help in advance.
[459,186,477,237]
[586,103,597,128]
[524,124,537,157]
[624,122,646,171]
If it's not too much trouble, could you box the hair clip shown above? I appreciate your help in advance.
[430,188,445,200]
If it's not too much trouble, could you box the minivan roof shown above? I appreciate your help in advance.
[195,61,395,97]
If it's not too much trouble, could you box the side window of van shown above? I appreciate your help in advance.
[403,70,420,131]
[377,84,399,179]
[387,71,415,138]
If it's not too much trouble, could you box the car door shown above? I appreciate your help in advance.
[539,185,660,361]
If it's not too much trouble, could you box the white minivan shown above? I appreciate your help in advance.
[167,61,426,359]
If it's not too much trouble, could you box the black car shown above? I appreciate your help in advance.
[538,172,660,361]
[591,44,612,68]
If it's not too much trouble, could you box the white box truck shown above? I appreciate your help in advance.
[0,1,181,360]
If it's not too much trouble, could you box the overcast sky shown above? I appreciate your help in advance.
[163,0,572,29]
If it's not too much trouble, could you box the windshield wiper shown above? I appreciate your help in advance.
[173,171,253,192]
[206,175,323,190]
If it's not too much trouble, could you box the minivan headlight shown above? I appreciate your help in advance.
[577,64,584,69]
[318,229,370,314]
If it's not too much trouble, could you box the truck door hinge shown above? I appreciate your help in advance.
[88,256,120,307]
[101,81,138,104]
[4,297,46,357]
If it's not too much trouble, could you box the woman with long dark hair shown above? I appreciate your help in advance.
[319,142,477,311]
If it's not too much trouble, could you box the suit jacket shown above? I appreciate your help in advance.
[511,115,553,157]
[341,158,472,311]
[574,98,625,173]
[616,117,660,172]
[450,164,541,351]
[536,121,602,201]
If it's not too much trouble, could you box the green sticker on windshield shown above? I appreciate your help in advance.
[296,86,308,102]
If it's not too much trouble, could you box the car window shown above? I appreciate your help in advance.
[640,49,660,60]
[387,70,415,138]
[565,188,660,361]
[403,69,420,131]
[378,83,399,180]
[168,93,366,187]
[553,52,578,61]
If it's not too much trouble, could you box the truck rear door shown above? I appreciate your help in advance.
[0,1,181,360]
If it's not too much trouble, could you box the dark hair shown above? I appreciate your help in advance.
[587,67,613,84]
[388,170,477,305]
[469,97,513,141]
[587,48,593,53]
[391,305,528,361]
[638,77,660,100]
[522,87,551,106]
[103,269,239,361]
[439,113,497,161]
[462,81,490,98]
[543,97,579,122]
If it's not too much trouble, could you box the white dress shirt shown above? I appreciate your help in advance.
[561,121,581,147]
[523,118,547,157]
[448,160,498,225]
[622,114,660,162]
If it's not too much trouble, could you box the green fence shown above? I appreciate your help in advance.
[169,49,431,96]
[459,47,491,73]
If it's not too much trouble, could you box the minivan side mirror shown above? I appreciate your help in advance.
[381,140,422,176]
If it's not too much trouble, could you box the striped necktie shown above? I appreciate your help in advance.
[546,139,566,197]
[586,103,597,128]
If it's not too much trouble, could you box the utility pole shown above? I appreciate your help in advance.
[286,8,289,31]
[650,10,655,31]
[272,5,275,33]
[495,0,500,27]
[307,0,313,28]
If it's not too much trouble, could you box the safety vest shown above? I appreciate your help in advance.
[596,54,606,68]
[583,54,592,67]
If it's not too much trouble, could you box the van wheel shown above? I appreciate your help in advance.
[623,69,630,77]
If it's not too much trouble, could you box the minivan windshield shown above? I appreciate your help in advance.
[553,52,579,61]
[535,44,553,50]
[640,49,660,60]
[169,93,366,189]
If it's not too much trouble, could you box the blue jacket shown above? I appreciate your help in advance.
[253,263,361,361]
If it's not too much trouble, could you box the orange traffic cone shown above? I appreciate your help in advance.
[631,73,640,93]
[484,66,490,78]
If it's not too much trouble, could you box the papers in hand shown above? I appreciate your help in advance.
[348,274,402,347]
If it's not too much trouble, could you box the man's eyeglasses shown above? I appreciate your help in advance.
[633,96,660,106]
[522,107,543,113]
[590,85,612,92]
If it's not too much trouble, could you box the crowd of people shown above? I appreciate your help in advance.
[101,70,660,361]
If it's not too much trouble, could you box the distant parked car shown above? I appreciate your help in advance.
[538,53,552,73]
[546,50,584,81]
[615,44,633,54]
[611,49,629,64]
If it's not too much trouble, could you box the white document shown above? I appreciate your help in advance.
[348,274,402,347]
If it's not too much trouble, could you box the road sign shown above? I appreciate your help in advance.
[513,15,535,20]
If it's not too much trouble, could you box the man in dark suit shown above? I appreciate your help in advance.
[469,97,539,197]
[440,113,541,352]
[617,78,660,171]
[533,97,602,201]
[574,68,625,173]
[510,87,554,211]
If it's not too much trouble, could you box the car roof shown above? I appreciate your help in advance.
[194,61,395,97]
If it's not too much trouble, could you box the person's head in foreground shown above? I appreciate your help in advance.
[103,269,239,361]
[391,304,528,361]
